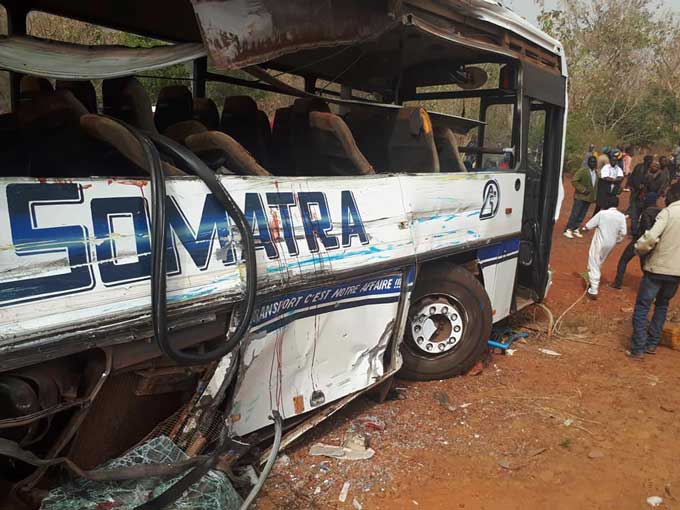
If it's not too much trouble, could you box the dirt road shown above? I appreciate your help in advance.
[257,182,680,510]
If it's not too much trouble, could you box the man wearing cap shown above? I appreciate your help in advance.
[595,149,624,214]
[630,183,680,360]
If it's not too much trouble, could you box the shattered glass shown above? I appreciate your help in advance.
[40,436,241,510]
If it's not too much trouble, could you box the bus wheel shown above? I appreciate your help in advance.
[400,263,492,381]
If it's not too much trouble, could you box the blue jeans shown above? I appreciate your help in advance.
[566,198,591,231]
[631,273,680,354]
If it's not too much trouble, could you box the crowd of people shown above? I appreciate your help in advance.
[563,143,680,360]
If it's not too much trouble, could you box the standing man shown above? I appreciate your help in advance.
[627,155,652,234]
[564,155,598,239]
[611,191,660,289]
[595,149,624,214]
[630,183,680,359]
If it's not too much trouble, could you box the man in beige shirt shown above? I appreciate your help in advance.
[631,183,680,359]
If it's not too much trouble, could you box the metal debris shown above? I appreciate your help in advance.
[339,481,351,502]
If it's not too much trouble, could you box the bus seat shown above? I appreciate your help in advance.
[185,131,271,176]
[81,114,184,176]
[193,98,219,130]
[163,120,207,144]
[56,80,98,113]
[155,85,193,133]
[16,89,87,131]
[20,76,53,101]
[103,77,156,133]
[220,96,270,165]
[388,107,439,173]
[433,125,467,173]
[287,98,326,175]
[343,108,391,172]
[271,106,292,173]
[307,111,374,176]
[10,92,143,178]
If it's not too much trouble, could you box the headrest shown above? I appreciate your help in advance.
[102,77,156,133]
[163,120,207,144]
[185,131,271,176]
[155,85,193,133]
[222,96,258,116]
[16,90,88,130]
[56,80,98,113]
[292,97,330,115]
[193,98,219,130]
[80,114,183,176]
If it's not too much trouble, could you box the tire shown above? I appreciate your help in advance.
[399,263,492,381]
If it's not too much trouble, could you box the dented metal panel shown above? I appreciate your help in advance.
[0,36,206,80]
[0,173,523,356]
[189,0,397,69]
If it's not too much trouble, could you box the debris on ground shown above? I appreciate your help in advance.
[350,415,386,434]
[466,361,484,376]
[309,432,375,461]
[40,436,241,510]
[339,481,351,502]
[352,497,363,509]
[538,348,562,356]
[646,496,663,507]
[587,449,605,459]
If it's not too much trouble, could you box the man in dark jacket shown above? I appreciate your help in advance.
[611,192,660,289]
[627,155,652,231]
[564,155,598,239]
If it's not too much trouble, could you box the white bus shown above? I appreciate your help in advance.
[0,0,566,505]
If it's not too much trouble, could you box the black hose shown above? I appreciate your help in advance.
[145,132,258,365]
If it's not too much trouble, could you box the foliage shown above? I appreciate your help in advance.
[537,0,679,169]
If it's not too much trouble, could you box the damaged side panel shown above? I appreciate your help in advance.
[230,269,412,436]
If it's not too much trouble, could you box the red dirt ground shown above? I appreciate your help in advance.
[257,181,680,510]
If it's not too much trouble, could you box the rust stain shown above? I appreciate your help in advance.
[293,395,305,414]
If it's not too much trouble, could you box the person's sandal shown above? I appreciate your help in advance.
[627,351,645,361]
[645,346,657,355]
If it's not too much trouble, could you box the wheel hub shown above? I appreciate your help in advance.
[410,300,464,354]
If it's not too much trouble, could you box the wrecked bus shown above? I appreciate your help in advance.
[0,0,567,507]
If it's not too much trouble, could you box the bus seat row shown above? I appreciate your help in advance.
[4,76,466,179]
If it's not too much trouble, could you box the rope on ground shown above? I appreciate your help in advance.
[552,289,588,336]
[532,303,555,340]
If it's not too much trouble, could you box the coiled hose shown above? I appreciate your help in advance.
[143,131,258,365]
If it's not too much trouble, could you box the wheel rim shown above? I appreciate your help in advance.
[409,295,466,355]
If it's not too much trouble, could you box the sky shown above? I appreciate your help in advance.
[506,0,680,26]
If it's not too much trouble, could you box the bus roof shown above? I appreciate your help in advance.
[2,0,564,77]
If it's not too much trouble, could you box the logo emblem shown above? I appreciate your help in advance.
[480,180,500,220]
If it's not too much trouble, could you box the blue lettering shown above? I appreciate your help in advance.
[0,183,94,305]
[266,192,299,256]
[90,197,180,286]
[341,190,368,247]
[244,193,277,259]
[166,194,235,270]
[298,192,339,252]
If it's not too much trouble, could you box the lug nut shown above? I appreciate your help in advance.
[442,306,448,314]
[417,336,424,343]
[429,306,436,315]
[414,325,421,332]
[426,343,433,351]
[454,325,461,333]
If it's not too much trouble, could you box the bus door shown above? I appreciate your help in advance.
[516,64,567,299]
